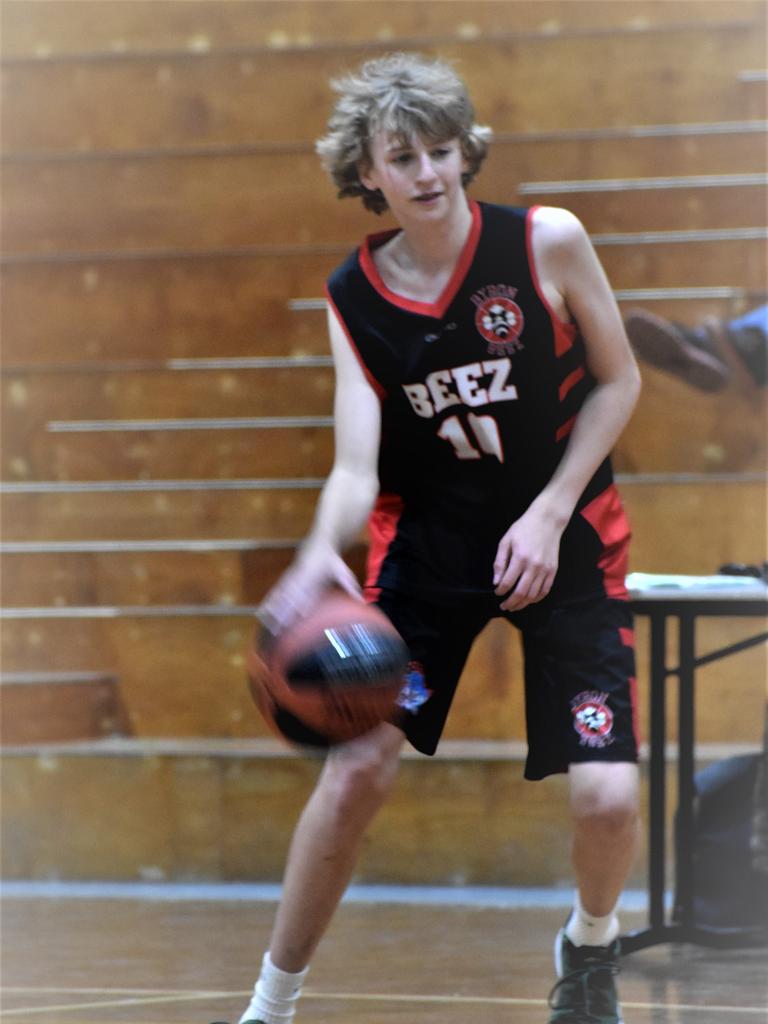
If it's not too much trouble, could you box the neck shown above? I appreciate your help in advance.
[395,196,474,274]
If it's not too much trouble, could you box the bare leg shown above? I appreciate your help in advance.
[569,761,640,916]
[547,762,640,1022]
[269,721,405,972]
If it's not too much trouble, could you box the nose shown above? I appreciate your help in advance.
[415,152,437,182]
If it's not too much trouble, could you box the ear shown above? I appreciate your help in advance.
[459,141,470,175]
[358,159,378,192]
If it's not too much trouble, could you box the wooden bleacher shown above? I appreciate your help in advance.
[1,0,766,886]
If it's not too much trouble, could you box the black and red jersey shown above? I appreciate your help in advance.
[326,201,630,602]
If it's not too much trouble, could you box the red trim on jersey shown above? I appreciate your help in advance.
[525,205,578,357]
[358,200,482,319]
[554,319,577,357]
[579,484,631,599]
[365,492,404,592]
[558,365,586,402]
[555,415,577,442]
[324,286,387,401]
[619,626,635,649]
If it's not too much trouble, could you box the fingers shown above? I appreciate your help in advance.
[495,552,557,611]
[333,557,364,598]
[257,553,362,636]
[499,569,554,611]
[257,576,312,636]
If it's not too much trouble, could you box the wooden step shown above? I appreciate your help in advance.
[518,183,761,235]
[3,1,760,60]
[2,364,335,422]
[0,542,370,609]
[0,485,319,541]
[1,480,765,564]
[0,253,337,366]
[598,237,766,291]
[2,429,334,486]
[2,243,763,368]
[1,737,759,884]
[2,24,763,154]
[3,155,763,253]
[617,365,768,475]
[0,671,131,744]
[3,362,765,482]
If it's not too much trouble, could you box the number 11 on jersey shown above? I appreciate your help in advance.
[437,412,504,462]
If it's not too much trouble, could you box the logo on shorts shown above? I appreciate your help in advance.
[471,285,525,355]
[570,691,615,748]
[396,661,432,714]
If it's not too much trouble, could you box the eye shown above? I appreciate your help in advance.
[431,147,452,159]
[391,152,413,165]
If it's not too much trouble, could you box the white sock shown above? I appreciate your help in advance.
[565,892,620,947]
[238,952,309,1024]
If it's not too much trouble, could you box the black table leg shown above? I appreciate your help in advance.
[673,613,697,935]
[621,611,669,954]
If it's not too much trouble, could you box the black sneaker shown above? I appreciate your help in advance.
[548,928,623,1023]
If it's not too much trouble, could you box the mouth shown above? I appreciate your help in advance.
[413,191,443,203]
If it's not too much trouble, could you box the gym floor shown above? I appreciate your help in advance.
[2,888,766,1023]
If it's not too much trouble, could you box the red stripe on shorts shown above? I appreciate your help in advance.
[579,484,632,599]
[364,492,404,601]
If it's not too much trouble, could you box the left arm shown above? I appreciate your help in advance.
[494,207,642,610]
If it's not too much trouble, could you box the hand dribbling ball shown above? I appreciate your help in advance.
[246,591,409,747]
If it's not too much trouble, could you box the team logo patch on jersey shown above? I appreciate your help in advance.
[570,691,615,748]
[396,661,432,714]
[471,285,525,355]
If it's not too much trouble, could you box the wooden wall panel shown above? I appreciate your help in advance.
[3,28,763,155]
[3,153,761,255]
[3,1,761,60]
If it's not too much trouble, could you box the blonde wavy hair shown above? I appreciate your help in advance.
[315,52,492,214]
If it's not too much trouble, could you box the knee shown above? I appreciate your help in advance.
[322,726,402,817]
[573,791,639,837]
[570,765,640,836]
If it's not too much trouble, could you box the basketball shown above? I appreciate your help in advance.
[246,591,410,747]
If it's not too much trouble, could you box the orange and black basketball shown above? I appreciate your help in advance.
[246,591,409,747]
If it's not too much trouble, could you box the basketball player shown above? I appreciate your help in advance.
[233,53,642,1024]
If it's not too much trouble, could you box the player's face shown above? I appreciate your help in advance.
[360,131,468,220]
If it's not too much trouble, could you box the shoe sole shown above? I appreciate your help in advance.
[624,311,728,392]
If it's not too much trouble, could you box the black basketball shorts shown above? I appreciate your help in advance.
[373,587,639,780]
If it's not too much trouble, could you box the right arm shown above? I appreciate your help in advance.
[258,305,382,631]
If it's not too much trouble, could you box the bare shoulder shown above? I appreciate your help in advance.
[531,205,588,251]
